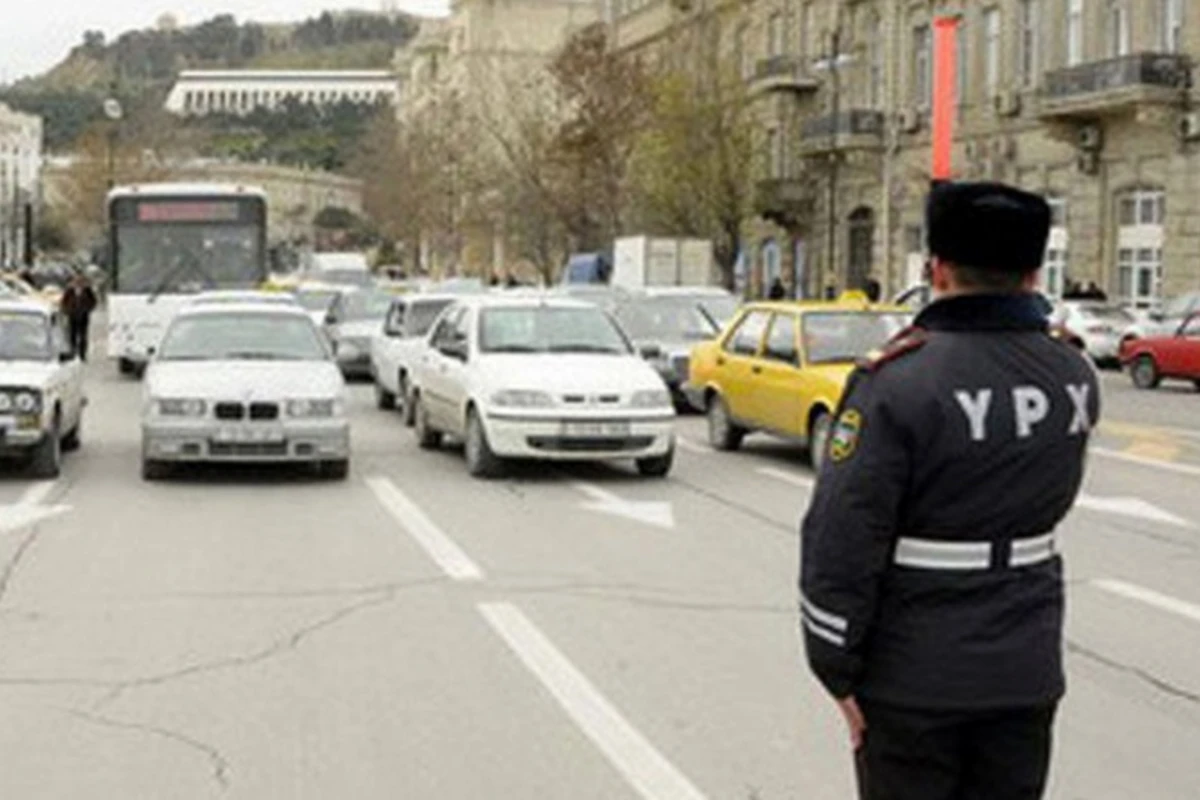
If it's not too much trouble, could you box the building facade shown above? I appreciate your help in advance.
[613,0,1200,307]
[164,70,401,117]
[397,0,603,277]
[0,103,43,266]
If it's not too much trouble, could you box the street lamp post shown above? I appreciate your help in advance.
[814,25,850,296]
[103,97,123,190]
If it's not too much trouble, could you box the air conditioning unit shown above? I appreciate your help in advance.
[1180,111,1200,142]
[991,136,1017,161]
[1077,124,1104,152]
[898,107,922,134]
[993,90,1022,118]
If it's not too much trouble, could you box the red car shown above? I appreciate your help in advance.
[1120,312,1200,390]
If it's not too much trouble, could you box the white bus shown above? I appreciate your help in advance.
[105,183,270,375]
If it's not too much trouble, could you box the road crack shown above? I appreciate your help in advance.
[68,707,231,792]
[1067,638,1200,705]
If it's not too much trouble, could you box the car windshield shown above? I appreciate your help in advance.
[697,295,740,328]
[479,306,631,354]
[0,312,51,360]
[295,289,341,313]
[1078,305,1134,323]
[409,299,456,336]
[158,313,328,361]
[616,298,718,342]
[341,290,393,322]
[802,312,911,364]
[1161,293,1200,319]
[320,268,374,287]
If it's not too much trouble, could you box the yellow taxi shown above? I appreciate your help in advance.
[685,293,910,467]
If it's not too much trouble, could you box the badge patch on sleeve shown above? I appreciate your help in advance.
[829,409,863,463]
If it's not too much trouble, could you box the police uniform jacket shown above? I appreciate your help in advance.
[800,293,1100,710]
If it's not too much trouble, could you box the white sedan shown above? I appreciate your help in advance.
[370,293,459,423]
[0,300,86,478]
[141,303,350,480]
[409,296,676,479]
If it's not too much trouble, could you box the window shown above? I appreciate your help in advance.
[1067,0,1084,66]
[1162,0,1184,52]
[1119,189,1166,226]
[1108,0,1130,57]
[727,311,771,356]
[1019,0,1041,86]
[912,24,932,107]
[1048,197,1068,227]
[868,15,884,109]
[983,8,1002,95]
[768,12,785,58]
[764,314,799,363]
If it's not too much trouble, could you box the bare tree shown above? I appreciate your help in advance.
[627,18,756,288]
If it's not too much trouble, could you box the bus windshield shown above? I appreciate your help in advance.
[109,193,267,294]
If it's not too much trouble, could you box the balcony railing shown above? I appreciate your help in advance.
[1040,52,1191,119]
[750,56,819,94]
[801,109,886,141]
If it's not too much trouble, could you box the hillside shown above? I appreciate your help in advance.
[0,10,417,150]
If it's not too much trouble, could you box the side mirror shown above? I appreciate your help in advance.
[439,338,468,362]
[639,343,664,360]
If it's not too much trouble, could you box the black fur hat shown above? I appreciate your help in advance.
[926,181,1052,272]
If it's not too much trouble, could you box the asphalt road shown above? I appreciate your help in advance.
[0,355,1196,799]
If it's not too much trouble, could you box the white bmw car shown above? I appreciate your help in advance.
[141,303,350,480]
[409,295,676,479]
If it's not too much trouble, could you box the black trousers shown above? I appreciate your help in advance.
[68,316,90,361]
[855,701,1057,800]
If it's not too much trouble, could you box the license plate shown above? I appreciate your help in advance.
[562,421,631,438]
[214,428,285,444]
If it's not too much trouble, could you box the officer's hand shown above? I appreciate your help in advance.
[836,696,867,750]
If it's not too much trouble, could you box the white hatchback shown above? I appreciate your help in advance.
[370,293,460,423]
[410,296,676,478]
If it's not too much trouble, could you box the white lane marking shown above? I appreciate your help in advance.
[1092,447,1200,478]
[0,482,69,534]
[675,438,709,455]
[365,476,483,582]
[1075,494,1193,529]
[18,481,57,508]
[755,467,815,491]
[571,483,675,530]
[479,603,708,800]
[1093,579,1200,625]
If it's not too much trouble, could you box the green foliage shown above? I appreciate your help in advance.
[4,9,416,150]
[195,99,384,171]
[35,213,74,254]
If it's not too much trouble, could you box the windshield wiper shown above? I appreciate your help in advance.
[222,351,297,361]
[147,252,217,303]
[484,345,540,353]
[548,344,623,354]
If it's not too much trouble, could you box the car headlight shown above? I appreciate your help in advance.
[631,389,672,409]
[156,398,208,417]
[287,398,342,418]
[490,389,555,408]
[14,392,40,414]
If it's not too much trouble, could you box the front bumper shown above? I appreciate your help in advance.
[142,419,350,463]
[0,426,49,455]
[483,411,675,461]
[336,341,373,376]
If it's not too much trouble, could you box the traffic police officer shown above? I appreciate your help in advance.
[799,181,1100,800]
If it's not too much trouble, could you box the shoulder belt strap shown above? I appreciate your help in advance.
[857,326,928,372]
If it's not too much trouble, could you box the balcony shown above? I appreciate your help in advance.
[799,110,886,156]
[754,178,814,227]
[750,56,820,96]
[1039,52,1191,121]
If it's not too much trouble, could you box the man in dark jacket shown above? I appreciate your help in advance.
[60,274,98,361]
[800,182,1100,800]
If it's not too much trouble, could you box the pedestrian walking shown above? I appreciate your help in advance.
[60,274,98,361]
[768,277,787,300]
[799,181,1100,800]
